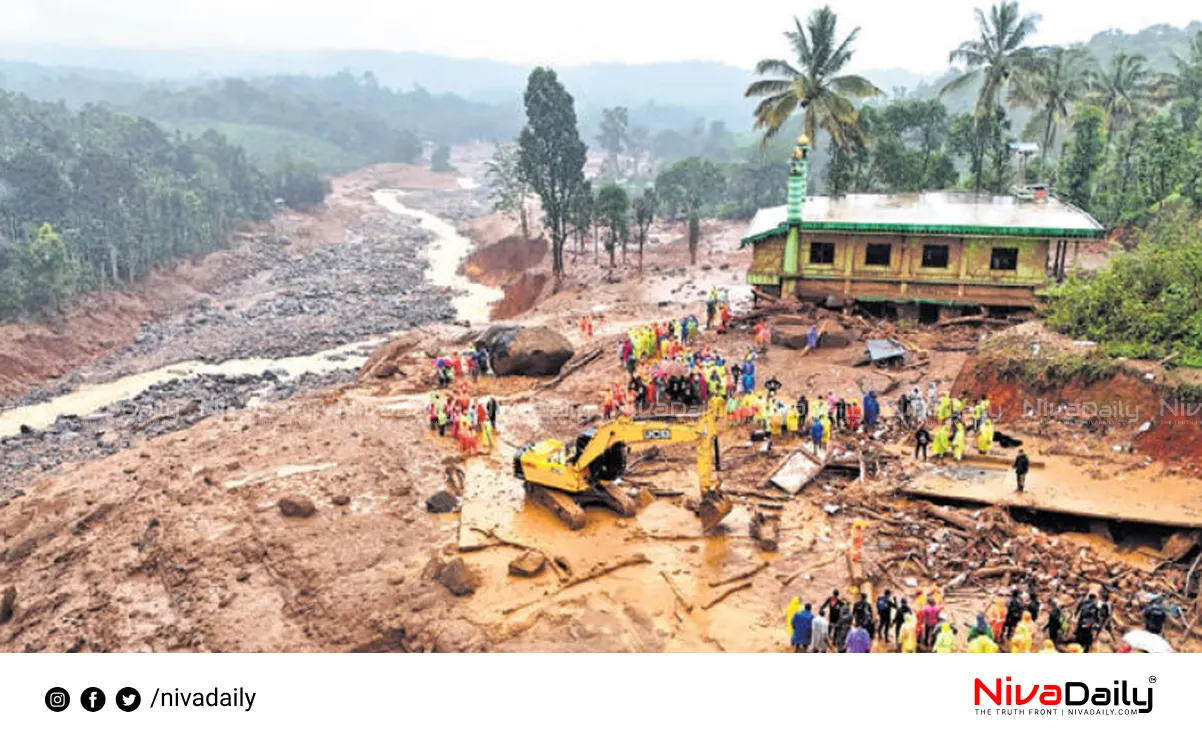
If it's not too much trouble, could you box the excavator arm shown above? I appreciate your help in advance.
[517,412,731,531]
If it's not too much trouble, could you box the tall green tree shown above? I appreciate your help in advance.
[632,187,658,273]
[1058,104,1106,211]
[430,144,453,172]
[627,125,650,178]
[1089,51,1157,141]
[569,180,593,263]
[16,223,77,314]
[654,158,726,264]
[744,6,881,146]
[1008,45,1096,169]
[273,155,331,209]
[485,142,531,239]
[517,67,588,284]
[941,1,1041,189]
[594,184,630,267]
[1165,31,1202,131]
[597,107,629,179]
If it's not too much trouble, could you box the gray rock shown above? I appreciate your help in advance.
[425,490,459,513]
[278,496,317,518]
[437,558,479,597]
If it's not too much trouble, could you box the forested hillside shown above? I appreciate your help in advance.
[126,72,520,171]
[0,92,292,320]
[0,62,521,173]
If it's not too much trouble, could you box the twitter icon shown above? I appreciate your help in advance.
[116,687,141,712]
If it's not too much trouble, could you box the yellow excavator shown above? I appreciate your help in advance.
[512,411,733,531]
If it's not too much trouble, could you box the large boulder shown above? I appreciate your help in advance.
[477,324,574,377]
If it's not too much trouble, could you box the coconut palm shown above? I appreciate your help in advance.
[1007,45,1096,164]
[745,5,882,146]
[941,1,1042,118]
[1162,31,1202,130]
[1089,51,1157,140]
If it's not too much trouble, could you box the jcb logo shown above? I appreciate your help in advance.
[643,429,671,440]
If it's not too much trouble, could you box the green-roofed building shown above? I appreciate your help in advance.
[744,137,1106,319]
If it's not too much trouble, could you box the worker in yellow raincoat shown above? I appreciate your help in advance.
[952,421,966,461]
[820,414,832,447]
[899,613,918,653]
[929,585,944,605]
[977,416,995,455]
[931,423,949,458]
[785,596,802,629]
[1018,610,1038,642]
[968,634,999,653]
[937,392,952,422]
[769,406,783,436]
[785,405,800,437]
[1010,623,1034,653]
[934,622,957,653]
[952,395,965,418]
[1039,639,1059,653]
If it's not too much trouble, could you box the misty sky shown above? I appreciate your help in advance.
[3,0,1198,73]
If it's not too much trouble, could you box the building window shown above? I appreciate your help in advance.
[922,244,950,269]
[990,247,1019,271]
[865,243,892,266]
[809,242,835,265]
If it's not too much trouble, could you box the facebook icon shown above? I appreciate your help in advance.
[81,687,106,712]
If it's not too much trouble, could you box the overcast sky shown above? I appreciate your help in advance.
[3,0,1198,73]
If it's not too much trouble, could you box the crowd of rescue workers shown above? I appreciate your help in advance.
[419,288,1174,652]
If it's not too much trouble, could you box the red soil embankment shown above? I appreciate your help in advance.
[463,235,550,320]
[955,357,1202,470]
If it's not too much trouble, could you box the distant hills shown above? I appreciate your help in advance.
[1,21,1199,133]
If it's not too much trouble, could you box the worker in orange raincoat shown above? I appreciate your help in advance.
[988,596,1006,641]
[850,519,867,564]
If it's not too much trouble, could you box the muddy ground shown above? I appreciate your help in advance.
[2,156,1200,654]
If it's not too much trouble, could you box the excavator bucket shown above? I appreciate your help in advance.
[698,491,733,531]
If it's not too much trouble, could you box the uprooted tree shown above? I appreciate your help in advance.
[517,67,588,285]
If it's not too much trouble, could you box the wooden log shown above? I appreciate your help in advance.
[935,314,1010,328]
[921,502,979,533]
[970,564,1026,580]
[561,554,650,590]
[660,570,694,612]
[701,581,754,610]
[708,562,769,588]
[780,553,843,586]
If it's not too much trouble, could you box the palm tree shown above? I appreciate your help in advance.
[745,6,882,147]
[1163,31,1202,131]
[1089,51,1157,141]
[941,1,1041,190]
[942,1,1041,117]
[1007,45,1095,166]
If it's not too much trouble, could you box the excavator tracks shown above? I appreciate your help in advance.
[525,483,587,530]
[524,482,640,530]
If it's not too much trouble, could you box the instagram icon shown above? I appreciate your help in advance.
[44,687,70,712]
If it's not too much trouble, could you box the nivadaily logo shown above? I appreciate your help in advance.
[974,677,1154,715]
